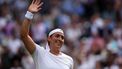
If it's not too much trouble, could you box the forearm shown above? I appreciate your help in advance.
[20,0,43,54]
[20,18,36,54]
[20,19,31,37]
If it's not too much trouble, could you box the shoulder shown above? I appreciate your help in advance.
[35,44,45,50]
[61,53,74,68]
[32,44,46,56]
[61,53,73,62]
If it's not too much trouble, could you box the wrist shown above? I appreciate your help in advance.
[25,11,34,20]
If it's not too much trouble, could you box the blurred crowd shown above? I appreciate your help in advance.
[0,0,122,69]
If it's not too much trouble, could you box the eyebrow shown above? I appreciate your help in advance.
[55,33,64,37]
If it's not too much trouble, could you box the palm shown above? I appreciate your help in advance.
[28,0,43,13]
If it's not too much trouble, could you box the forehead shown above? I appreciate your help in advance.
[51,32,64,37]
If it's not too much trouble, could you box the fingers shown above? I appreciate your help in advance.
[37,2,43,7]
[37,8,42,11]
[32,0,35,4]
[37,2,43,11]
[35,0,41,5]
[40,2,43,6]
[37,0,41,5]
[32,0,42,5]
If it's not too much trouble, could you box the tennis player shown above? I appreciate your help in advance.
[20,0,73,69]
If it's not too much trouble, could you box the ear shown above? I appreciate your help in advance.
[47,36,51,42]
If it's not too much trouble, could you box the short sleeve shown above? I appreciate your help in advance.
[70,58,74,69]
[32,44,45,59]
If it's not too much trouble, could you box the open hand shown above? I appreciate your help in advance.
[28,0,43,13]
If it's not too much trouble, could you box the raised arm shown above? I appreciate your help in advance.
[20,0,43,54]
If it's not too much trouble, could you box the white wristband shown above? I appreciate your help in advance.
[25,11,34,20]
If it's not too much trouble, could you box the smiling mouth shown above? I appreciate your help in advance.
[56,43,61,46]
[56,42,62,46]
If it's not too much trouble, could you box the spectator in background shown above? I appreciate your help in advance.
[0,0,122,69]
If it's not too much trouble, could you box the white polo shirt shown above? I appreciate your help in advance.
[32,44,73,69]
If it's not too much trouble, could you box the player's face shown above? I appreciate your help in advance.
[48,32,64,48]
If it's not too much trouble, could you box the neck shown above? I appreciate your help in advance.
[50,49,61,55]
[49,44,61,55]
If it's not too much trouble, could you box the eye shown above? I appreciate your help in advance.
[61,36,64,40]
[55,34,60,38]
[55,34,64,40]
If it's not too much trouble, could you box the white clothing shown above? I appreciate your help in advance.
[32,44,73,69]
[48,28,64,37]
[104,65,119,69]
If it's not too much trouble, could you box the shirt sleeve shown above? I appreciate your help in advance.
[32,44,45,59]
[70,58,74,69]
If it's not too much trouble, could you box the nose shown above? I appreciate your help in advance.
[58,36,64,42]
[59,36,62,40]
